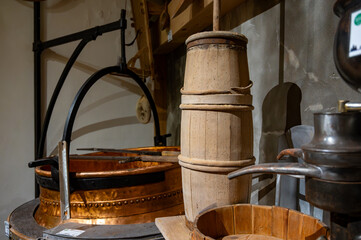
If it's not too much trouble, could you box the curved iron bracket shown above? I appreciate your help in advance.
[62,66,165,148]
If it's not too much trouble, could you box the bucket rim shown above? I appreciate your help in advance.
[185,31,248,46]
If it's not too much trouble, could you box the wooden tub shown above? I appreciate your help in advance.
[192,204,329,240]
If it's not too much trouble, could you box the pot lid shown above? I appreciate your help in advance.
[302,112,361,153]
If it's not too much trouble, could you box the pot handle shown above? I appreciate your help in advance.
[228,162,321,179]
[228,148,321,180]
[277,148,304,160]
[28,156,58,168]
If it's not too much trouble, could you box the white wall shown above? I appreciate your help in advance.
[0,1,154,238]
[43,0,154,154]
[0,1,35,239]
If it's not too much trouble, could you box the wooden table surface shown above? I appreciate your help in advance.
[155,215,191,240]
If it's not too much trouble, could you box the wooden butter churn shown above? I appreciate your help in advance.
[179,1,255,225]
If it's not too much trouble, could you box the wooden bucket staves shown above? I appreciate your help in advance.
[191,204,329,240]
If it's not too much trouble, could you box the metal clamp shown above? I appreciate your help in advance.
[338,100,361,112]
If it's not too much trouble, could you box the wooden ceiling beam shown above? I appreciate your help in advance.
[153,0,247,54]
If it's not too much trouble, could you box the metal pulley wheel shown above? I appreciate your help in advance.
[136,95,151,124]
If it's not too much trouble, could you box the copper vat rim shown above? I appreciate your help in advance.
[35,146,180,178]
[35,162,176,178]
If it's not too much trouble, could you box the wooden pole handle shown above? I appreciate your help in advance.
[213,0,220,31]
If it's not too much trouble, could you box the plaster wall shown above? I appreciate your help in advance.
[0,1,154,238]
[0,2,34,239]
[227,0,360,164]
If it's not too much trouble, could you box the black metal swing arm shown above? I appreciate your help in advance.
[33,19,124,52]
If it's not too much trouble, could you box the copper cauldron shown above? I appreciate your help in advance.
[32,146,183,229]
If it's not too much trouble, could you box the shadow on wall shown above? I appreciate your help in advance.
[166,45,187,147]
[44,50,143,96]
[15,0,84,12]
[43,50,154,155]
[258,82,302,205]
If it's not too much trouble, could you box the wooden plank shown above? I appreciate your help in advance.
[192,206,234,239]
[213,0,220,31]
[153,0,247,54]
[155,215,191,240]
[217,112,231,160]
[234,204,253,234]
[214,205,235,237]
[205,111,218,160]
[287,210,303,240]
[223,234,282,240]
[196,208,218,238]
[301,214,318,240]
[147,1,164,15]
[181,110,191,157]
[189,111,206,159]
[130,0,154,79]
[170,0,194,18]
[252,205,272,236]
[301,214,329,240]
[168,0,190,18]
[132,1,168,135]
[271,206,288,239]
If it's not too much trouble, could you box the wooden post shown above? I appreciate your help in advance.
[213,0,220,31]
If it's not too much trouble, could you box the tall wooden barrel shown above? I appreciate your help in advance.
[179,31,255,226]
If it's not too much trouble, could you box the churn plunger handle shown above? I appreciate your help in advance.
[213,0,220,31]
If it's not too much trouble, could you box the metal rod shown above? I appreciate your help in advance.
[275,174,281,206]
[61,10,163,147]
[338,100,361,112]
[120,9,127,71]
[70,155,140,160]
[33,12,123,197]
[62,66,120,144]
[77,147,162,156]
[346,102,361,111]
[37,18,125,158]
[62,66,162,147]
[228,162,321,180]
[37,39,89,158]
[58,141,70,220]
[34,1,41,198]
[69,154,179,163]
[36,20,122,51]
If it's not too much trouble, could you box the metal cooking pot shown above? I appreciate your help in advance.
[228,112,361,213]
